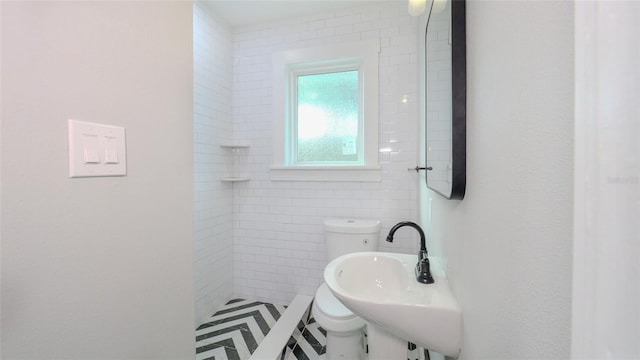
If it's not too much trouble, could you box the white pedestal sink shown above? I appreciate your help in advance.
[366,322,407,360]
[323,252,462,358]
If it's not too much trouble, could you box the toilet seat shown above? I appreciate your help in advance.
[315,283,357,320]
[312,283,366,333]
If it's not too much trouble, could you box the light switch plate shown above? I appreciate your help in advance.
[68,119,127,177]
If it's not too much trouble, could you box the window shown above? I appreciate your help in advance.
[296,70,359,164]
[271,40,380,181]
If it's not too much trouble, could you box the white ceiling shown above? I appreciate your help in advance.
[203,0,399,28]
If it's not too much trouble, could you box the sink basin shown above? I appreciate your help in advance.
[324,251,462,357]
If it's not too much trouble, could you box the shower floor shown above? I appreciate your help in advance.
[195,299,290,359]
[195,298,429,360]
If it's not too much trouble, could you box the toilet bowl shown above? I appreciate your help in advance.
[313,284,366,359]
[313,283,366,332]
[313,218,380,360]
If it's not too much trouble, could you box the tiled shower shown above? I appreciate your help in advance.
[194,0,423,325]
[194,2,235,324]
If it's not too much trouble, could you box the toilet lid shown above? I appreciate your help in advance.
[316,283,356,320]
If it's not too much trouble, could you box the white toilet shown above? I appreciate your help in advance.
[312,218,381,360]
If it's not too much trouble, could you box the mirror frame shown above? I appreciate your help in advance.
[425,0,466,200]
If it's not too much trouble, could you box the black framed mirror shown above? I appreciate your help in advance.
[425,0,466,199]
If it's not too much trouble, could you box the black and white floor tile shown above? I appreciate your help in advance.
[196,298,430,360]
[283,322,430,360]
[195,299,287,360]
[282,312,430,360]
[282,317,326,360]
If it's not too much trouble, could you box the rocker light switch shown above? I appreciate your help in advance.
[104,136,119,164]
[82,134,100,163]
[68,119,127,177]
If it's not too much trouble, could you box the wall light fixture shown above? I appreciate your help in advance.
[408,0,426,16]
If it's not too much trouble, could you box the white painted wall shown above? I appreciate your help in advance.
[231,2,422,305]
[193,2,234,325]
[572,2,640,358]
[421,1,574,358]
[1,2,195,358]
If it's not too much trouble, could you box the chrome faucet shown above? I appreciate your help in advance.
[386,221,435,284]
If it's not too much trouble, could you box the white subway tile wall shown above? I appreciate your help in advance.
[232,2,422,304]
[194,3,234,324]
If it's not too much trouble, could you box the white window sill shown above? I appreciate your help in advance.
[269,165,381,182]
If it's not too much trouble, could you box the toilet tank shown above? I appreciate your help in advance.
[324,219,381,262]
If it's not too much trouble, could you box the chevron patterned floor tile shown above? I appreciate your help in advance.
[196,299,287,360]
[196,298,430,360]
[284,317,430,360]
[284,318,326,360]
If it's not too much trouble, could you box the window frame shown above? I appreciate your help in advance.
[271,40,380,182]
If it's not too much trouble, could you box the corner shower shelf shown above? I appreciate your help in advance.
[220,144,250,182]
